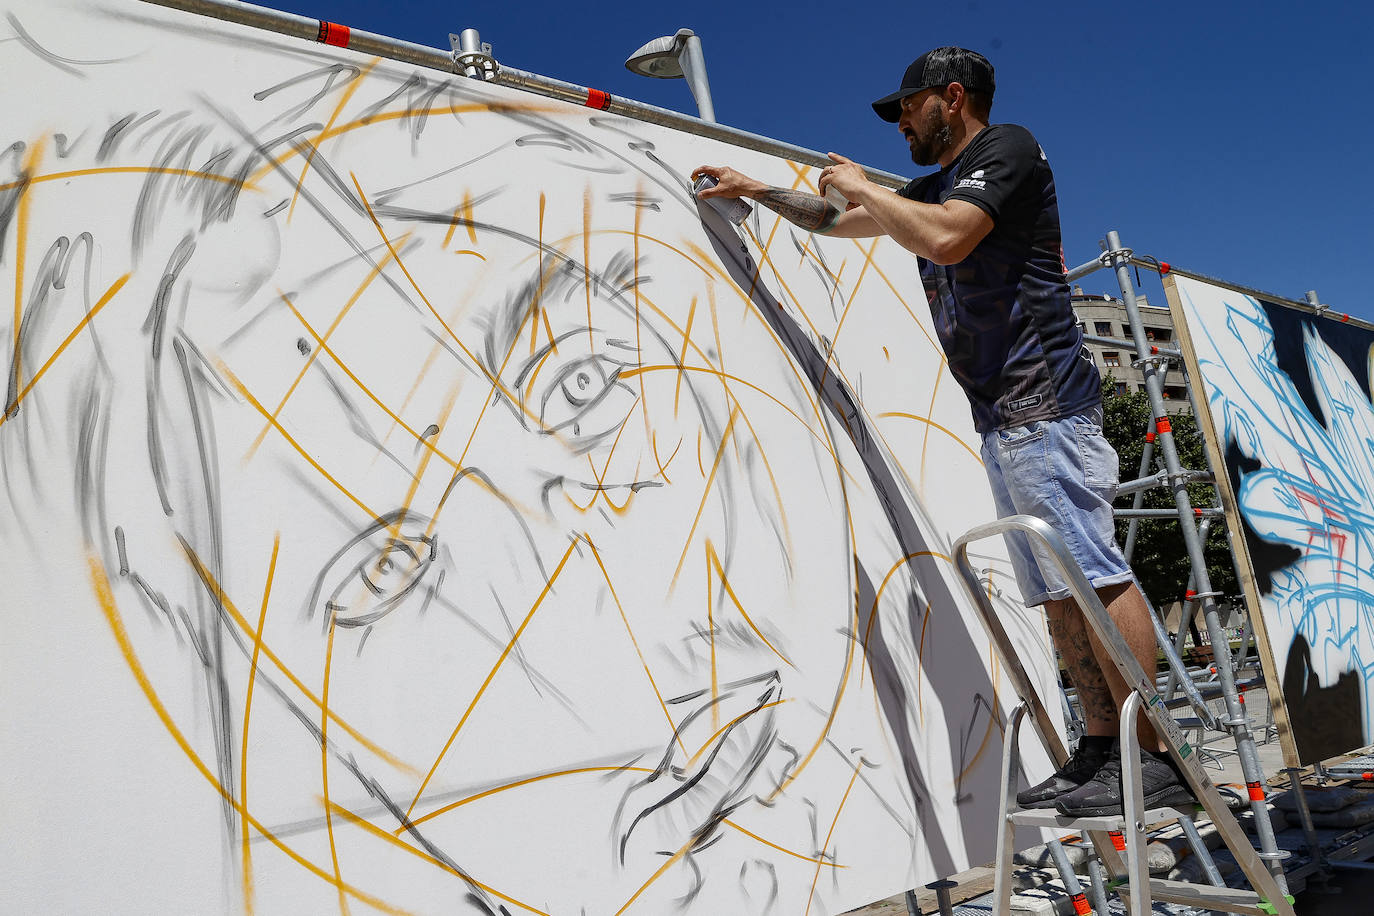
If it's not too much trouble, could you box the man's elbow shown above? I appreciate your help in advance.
[924,233,978,265]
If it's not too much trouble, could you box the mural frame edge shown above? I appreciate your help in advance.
[1161,274,1303,769]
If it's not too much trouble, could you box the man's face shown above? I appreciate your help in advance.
[898,87,952,167]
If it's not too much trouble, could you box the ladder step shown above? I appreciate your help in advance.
[1007,804,1193,831]
[1147,878,1267,914]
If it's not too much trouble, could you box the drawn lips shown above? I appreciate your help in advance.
[614,672,783,863]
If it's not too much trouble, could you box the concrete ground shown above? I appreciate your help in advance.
[843,685,1294,914]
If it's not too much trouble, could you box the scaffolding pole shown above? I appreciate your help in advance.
[1092,230,1290,892]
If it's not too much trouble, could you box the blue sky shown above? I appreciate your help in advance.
[247,0,1370,319]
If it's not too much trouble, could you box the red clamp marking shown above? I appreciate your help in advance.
[1108,830,1127,851]
[1071,892,1092,915]
[1341,313,1351,322]
[1159,261,1171,275]
[585,88,611,110]
[1362,772,1373,781]
[1246,780,1265,801]
[1185,589,1197,600]
[1194,508,1203,517]
[317,20,350,47]
[1145,431,1157,443]
[1155,417,1172,435]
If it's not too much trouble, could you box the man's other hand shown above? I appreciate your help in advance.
[691,165,766,200]
[818,153,871,203]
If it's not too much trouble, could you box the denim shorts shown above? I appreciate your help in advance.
[979,409,1136,606]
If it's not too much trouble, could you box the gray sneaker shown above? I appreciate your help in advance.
[1015,740,1110,808]
[1054,744,1196,817]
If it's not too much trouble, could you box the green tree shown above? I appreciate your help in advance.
[1100,376,1238,610]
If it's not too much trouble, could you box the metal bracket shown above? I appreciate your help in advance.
[449,32,498,80]
[1100,246,1133,267]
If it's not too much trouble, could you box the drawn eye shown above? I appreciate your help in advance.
[532,354,638,439]
[316,518,437,628]
[360,542,421,597]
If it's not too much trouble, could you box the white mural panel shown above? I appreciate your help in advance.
[1168,275,1374,767]
[0,1,1059,912]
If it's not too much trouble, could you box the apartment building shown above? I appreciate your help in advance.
[1072,291,1192,413]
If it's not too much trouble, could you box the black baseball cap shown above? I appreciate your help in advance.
[871,47,996,122]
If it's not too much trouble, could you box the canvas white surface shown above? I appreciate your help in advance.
[0,1,1061,912]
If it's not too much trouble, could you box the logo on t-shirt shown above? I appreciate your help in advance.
[955,172,987,191]
[1007,394,1043,412]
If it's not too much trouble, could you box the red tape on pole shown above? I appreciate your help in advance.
[318,21,350,47]
[1155,416,1172,435]
[1071,892,1092,915]
[585,88,611,110]
[1247,780,1265,801]
[1108,830,1126,851]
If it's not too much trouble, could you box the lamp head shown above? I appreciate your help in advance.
[625,28,695,78]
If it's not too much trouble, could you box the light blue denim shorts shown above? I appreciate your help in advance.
[979,408,1136,606]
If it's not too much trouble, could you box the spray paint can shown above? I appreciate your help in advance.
[691,175,752,226]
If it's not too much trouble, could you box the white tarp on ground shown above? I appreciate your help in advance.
[0,1,1059,912]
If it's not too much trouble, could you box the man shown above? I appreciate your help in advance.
[693,46,1192,816]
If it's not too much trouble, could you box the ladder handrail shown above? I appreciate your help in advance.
[952,514,1296,915]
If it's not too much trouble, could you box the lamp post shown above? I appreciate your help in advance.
[625,28,715,122]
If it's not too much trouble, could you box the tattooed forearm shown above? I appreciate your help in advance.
[753,187,840,233]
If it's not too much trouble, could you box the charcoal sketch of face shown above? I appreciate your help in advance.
[1,59,901,913]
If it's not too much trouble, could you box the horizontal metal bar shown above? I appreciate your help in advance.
[134,0,910,188]
[1163,677,1265,711]
[1081,334,1182,360]
[1116,469,1213,497]
[1114,507,1224,519]
[1066,255,1108,282]
[1131,259,1374,333]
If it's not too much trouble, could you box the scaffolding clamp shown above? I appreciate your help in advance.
[1100,245,1133,267]
[450,30,498,80]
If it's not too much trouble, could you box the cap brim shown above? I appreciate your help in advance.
[871,87,917,122]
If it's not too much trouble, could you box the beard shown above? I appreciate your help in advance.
[907,105,953,167]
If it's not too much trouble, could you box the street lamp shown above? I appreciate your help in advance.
[625,28,716,122]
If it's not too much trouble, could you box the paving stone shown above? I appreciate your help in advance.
[1009,882,1075,915]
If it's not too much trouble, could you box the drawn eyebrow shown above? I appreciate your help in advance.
[481,251,647,382]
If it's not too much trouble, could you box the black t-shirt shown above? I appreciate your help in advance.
[899,124,1099,433]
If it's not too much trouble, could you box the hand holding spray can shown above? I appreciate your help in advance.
[691,175,752,226]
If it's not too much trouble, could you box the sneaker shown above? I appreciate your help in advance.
[1015,739,1111,808]
[1053,744,1196,817]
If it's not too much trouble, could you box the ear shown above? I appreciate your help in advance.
[944,81,966,113]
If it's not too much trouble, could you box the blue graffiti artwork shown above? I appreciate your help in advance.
[1176,277,1374,764]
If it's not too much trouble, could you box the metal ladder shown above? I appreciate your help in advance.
[951,514,1296,915]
